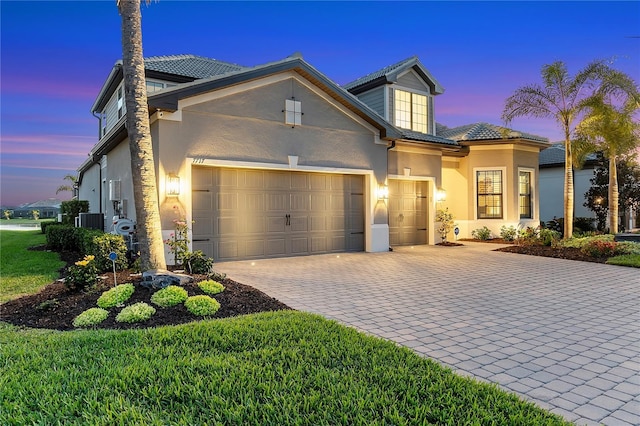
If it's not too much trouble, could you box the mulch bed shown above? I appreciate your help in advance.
[1,247,291,331]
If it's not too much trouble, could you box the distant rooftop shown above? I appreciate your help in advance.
[438,122,548,143]
[144,54,247,79]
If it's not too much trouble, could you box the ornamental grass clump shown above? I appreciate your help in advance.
[151,285,188,308]
[64,255,97,290]
[97,283,135,309]
[198,279,225,295]
[72,307,109,328]
[115,302,156,323]
[185,295,220,317]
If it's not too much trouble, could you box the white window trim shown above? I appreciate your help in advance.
[473,166,507,220]
[518,167,535,220]
[284,99,302,126]
[392,85,433,134]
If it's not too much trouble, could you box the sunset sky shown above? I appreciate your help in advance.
[1,1,638,206]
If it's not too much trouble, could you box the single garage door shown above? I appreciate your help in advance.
[388,179,428,246]
[192,167,364,261]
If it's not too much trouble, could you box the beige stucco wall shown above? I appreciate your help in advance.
[442,143,541,239]
[77,163,102,215]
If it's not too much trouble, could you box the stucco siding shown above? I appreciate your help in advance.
[539,166,596,222]
[104,140,135,226]
[78,163,101,214]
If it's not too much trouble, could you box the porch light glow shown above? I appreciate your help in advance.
[436,187,447,202]
[166,173,180,196]
[377,185,389,200]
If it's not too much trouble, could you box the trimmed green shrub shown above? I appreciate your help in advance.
[471,226,492,240]
[183,250,214,274]
[209,271,227,282]
[64,255,98,290]
[40,220,57,234]
[198,279,225,295]
[581,240,618,258]
[60,200,89,225]
[499,225,517,241]
[45,224,79,252]
[518,226,539,245]
[615,241,640,255]
[97,283,135,308]
[77,228,104,257]
[115,302,156,323]
[185,295,220,317]
[72,307,109,328]
[89,233,128,272]
[560,234,615,249]
[151,285,188,307]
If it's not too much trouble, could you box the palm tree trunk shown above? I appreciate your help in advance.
[118,0,167,270]
[609,155,619,233]
[564,133,574,238]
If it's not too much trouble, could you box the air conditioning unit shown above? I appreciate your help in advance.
[78,213,104,231]
[109,180,121,201]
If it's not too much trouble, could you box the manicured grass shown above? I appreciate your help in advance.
[0,230,65,303]
[607,253,640,267]
[0,311,568,425]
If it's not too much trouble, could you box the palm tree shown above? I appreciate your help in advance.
[117,0,167,270]
[502,61,612,238]
[56,174,77,196]
[574,93,640,233]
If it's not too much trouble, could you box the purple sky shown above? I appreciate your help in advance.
[1,1,639,206]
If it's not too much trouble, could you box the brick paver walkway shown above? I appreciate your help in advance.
[216,243,639,425]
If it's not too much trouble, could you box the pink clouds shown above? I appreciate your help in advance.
[1,134,94,157]
[3,75,100,101]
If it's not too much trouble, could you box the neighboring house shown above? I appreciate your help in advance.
[5,198,62,219]
[78,54,549,262]
[538,143,597,223]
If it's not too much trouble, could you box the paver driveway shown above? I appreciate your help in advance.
[216,242,639,425]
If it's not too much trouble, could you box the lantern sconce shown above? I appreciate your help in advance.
[377,184,389,200]
[166,173,180,197]
[436,187,447,202]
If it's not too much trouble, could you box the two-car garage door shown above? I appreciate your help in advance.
[192,166,364,261]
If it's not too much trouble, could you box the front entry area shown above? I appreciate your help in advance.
[388,179,429,246]
[191,166,365,261]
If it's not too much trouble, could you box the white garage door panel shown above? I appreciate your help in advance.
[192,167,364,261]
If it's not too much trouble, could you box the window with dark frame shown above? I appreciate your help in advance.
[519,171,532,219]
[477,170,503,219]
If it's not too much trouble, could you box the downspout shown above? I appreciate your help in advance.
[385,140,395,251]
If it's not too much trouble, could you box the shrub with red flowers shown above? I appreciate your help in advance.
[580,240,618,258]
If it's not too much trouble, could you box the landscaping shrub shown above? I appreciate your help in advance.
[499,225,517,241]
[88,233,128,272]
[97,283,135,308]
[539,228,561,247]
[40,220,57,234]
[560,234,614,249]
[183,250,214,274]
[615,241,640,255]
[60,200,89,225]
[185,295,220,317]
[45,224,79,252]
[151,285,188,308]
[581,240,618,258]
[518,226,539,245]
[198,279,225,295]
[77,228,104,257]
[115,302,156,323]
[72,307,109,328]
[471,226,492,240]
[574,217,596,233]
[606,254,640,268]
[435,208,456,243]
[64,255,97,290]
[209,271,227,282]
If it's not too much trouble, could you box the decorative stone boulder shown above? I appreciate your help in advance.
[141,269,193,289]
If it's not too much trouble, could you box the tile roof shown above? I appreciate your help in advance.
[437,122,548,143]
[539,143,598,166]
[343,56,418,90]
[399,130,459,146]
[144,54,247,79]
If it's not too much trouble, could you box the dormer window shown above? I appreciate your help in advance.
[394,89,427,133]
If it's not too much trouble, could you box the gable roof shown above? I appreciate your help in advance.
[148,55,402,140]
[92,55,247,113]
[144,54,246,79]
[343,56,445,96]
[438,122,548,144]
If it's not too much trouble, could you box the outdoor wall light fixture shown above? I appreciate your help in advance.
[166,173,180,196]
[377,184,389,200]
[436,187,447,202]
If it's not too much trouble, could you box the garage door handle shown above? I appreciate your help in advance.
[417,228,427,231]
[285,214,290,226]
[193,238,210,242]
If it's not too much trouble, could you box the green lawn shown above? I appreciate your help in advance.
[607,253,640,267]
[0,312,569,425]
[0,230,65,303]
